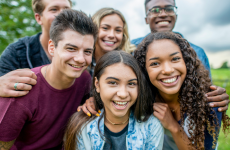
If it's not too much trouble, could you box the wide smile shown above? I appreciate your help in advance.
[103,40,116,46]
[112,100,129,110]
[156,21,171,26]
[159,76,180,86]
[68,64,84,70]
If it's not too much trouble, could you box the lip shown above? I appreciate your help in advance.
[68,64,84,71]
[158,75,180,87]
[103,40,116,46]
[112,101,129,110]
[155,20,171,26]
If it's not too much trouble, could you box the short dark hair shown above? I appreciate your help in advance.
[50,9,98,47]
[145,0,176,12]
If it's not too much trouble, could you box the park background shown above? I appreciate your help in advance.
[0,0,229,149]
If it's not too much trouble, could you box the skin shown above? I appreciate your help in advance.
[95,63,138,132]
[146,39,192,150]
[94,14,124,62]
[42,29,94,90]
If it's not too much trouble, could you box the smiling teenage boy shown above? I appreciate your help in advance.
[0,9,97,150]
[130,0,229,112]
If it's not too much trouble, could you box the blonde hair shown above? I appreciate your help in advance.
[92,7,136,53]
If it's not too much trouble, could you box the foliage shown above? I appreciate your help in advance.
[0,0,41,54]
[219,61,229,69]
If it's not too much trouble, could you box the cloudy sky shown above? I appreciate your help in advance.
[73,0,230,68]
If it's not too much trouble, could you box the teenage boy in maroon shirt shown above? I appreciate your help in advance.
[0,9,97,150]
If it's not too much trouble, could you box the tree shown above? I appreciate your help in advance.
[0,0,41,54]
[219,61,229,69]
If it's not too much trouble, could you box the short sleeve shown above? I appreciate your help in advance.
[145,116,164,150]
[0,97,32,141]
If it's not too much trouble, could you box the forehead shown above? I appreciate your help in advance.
[102,63,136,79]
[43,0,71,9]
[58,30,94,48]
[147,39,181,56]
[146,0,175,10]
[100,14,124,27]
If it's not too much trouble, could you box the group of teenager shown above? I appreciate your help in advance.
[0,0,229,149]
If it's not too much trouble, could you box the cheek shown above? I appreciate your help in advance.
[116,33,123,43]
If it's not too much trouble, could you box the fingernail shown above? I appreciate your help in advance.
[205,94,208,97]
[218,108,222,112]
[209,103,214,107]
[77,109,80,112]
[96,113,100,117]
[87,113,91,117]
[98,110,101,113]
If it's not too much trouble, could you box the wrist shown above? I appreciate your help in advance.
[168,122,180,133]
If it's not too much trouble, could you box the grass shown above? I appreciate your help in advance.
[211,68,230,150]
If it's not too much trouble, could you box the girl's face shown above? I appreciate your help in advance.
[95,63,138,120]
[145,39,187,96]
[96,14,124,53]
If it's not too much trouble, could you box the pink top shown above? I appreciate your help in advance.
[0,66,91,150]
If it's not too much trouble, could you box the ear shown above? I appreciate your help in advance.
[34,13,43,25]
[145,17,149,24]
[94,77,100,93]
[48,40,55,56]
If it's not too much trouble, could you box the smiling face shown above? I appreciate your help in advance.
[95,63,138,121]
[96,14,124,54]
[145,0,177,32]
[145,39,186,96]
[36,0,71,34]
[49,29,94,80]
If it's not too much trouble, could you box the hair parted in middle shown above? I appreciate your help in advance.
[134,31,230,149]
[49,9,98,47]
[92,7,136,53]
[64,50,154,150]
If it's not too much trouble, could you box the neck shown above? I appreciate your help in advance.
[94,44,106,62]
[41,64,75,90]
[104,109,130,133]
[40,32,52,60]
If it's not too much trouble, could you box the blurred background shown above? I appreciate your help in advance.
[0,0,229,148]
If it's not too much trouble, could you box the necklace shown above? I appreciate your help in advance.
[106,116,129,125]
[170,104,180,113]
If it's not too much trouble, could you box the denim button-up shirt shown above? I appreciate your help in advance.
[78,111,164,150]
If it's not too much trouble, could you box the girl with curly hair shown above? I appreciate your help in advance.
[64,51,164,150]
[134,32,230,150]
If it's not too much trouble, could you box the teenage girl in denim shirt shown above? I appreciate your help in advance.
[64,51,164,150]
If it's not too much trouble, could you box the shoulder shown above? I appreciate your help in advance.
[189,42,206,55]
[131,36,147,46]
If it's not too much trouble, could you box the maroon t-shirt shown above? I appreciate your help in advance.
[0,66,91,150]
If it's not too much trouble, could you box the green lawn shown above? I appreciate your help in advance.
[211,68,230,150]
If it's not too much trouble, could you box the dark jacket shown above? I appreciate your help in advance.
[0,33,50,76]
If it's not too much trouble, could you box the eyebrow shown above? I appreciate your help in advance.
[65,43,94,51]
[106,77,137,82]
[170,52,179,56]
[101,24,123,29]
[148,52,179,61]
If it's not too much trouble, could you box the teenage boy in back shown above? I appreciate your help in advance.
[0,9,97,150]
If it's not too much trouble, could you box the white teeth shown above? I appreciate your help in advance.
[158,21,169,25]
[162,77,177,83]
[113,101,128,105]
[70,64,82,68]
[104,41,114,44]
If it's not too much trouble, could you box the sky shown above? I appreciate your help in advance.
[73,0,230,68]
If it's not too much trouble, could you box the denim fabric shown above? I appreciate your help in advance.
[131,33,211,74]
[0,33,50,76]
[78,110,164,150]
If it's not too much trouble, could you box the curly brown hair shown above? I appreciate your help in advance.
[134,32,230,149]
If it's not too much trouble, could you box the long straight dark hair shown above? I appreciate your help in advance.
[64,50,154,150]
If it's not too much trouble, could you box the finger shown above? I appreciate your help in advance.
[209,100,229,108]
[13,83,33,91]
[77,106,83,112]
[206,87,226,97]
[14,69,38,80]
[86,105,99,116]
[82,104,91,117]
[218,105,228,112]
[5,90,29,98]
[207,93,229,102]
[209,85,217,90]
[153,104,165,113]
[17,77,37,86]
[153,110,162,120]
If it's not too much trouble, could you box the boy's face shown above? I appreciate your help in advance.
[49,29,94,79]
[145,0,177,32]
[38,0,71,34]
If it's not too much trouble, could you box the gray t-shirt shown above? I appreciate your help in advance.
[103,124,128,150]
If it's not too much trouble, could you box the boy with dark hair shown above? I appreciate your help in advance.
[0,9,97,150]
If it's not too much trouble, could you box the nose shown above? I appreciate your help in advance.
[108,29,115,39]
[162,62,174,75]
[158,9,168,17]
[117,85,129,99]
[73,51,85,64]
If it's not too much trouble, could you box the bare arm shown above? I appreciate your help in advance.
[0,140,15,150]
[0,69,37,97]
